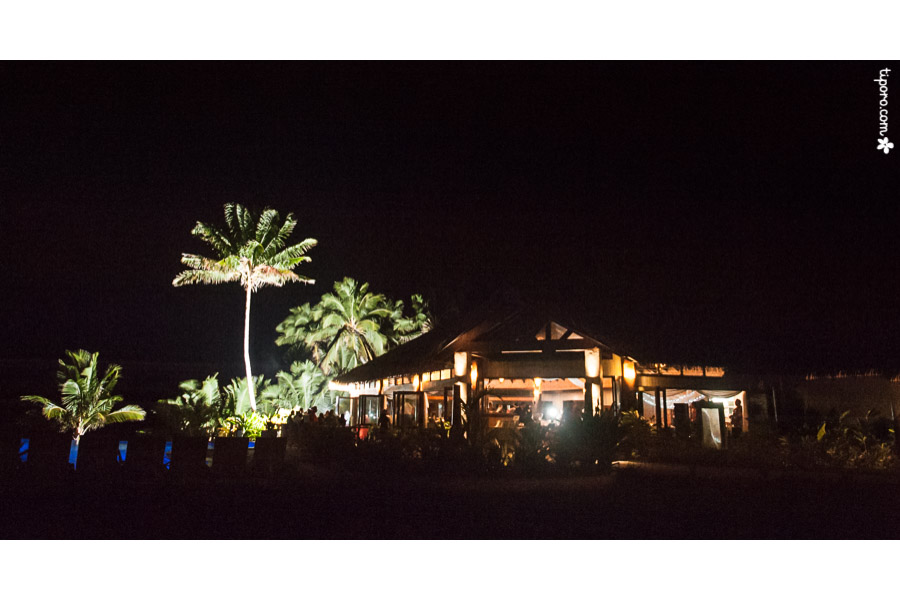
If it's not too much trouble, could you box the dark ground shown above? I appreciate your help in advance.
[3,465,899,539]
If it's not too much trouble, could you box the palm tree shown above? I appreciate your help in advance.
[389,293,434,345]
[21,350,145,443]
[173,203,317,412]
[276,277,393,375]
[274,302,326,363]
[158,374,228,436]
[261,360,330,413]
[223,375,270,416]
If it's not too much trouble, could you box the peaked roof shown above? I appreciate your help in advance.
[333,303,621,383]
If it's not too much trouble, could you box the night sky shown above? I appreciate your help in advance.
[3,62,898,396]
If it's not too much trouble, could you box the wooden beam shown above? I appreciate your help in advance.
[655,387,662,432]
[451,384,463,440]
[483,357,587,379]
[464,338,606,354]
[636,374,759,391]
[662,388,669,429]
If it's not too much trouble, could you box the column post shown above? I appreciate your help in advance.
[584,348,602,416]
[655,387,662,432]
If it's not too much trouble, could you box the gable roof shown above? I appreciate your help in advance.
[333,303,620,384]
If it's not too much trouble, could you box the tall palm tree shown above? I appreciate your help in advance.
[276,277,393,375]
[173,203,317,412]
[22,350,145,443]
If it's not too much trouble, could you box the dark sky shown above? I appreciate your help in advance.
[2,62,898,387]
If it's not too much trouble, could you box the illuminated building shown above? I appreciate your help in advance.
[333,304,764,447]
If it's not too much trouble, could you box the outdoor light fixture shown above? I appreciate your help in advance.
[624,360,636,384]
[584,348,601,378]
[413,374,420,391]
[470,362,478,388]
[454,351,467,378]
[533,377,542,391]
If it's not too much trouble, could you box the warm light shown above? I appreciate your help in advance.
[413,374,420,391]
[592,383,601,404]
[470,362,478,387]
[584,348,601,378]
[533,377,542,390]
[499,377,505,383]
[454,352,467,378]
[623,360,636,384]
[328,381,351,393]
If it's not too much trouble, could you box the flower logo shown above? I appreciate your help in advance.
[877,137,894,154]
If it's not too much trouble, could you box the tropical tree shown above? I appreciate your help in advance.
[276,277,393,375]
[261,360,331,413]
[223,374,271,416]
[273,302,326,364]
[157,374,229,436]
[173,203,317,412]
[390,293,434,345]
[21,350,145,443]
[276,277,434,376]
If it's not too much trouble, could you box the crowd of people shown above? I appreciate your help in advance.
[285,406,347,428]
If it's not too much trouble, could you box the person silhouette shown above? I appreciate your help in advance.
[731,399,743,437]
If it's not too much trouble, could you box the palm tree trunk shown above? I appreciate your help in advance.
[244,284,257,412]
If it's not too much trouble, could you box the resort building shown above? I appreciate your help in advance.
[333,304,770,448]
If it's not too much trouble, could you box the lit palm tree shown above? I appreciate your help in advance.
[276,277,392,375]
[223,374,270,416]
[21,350,145,443]
[274,302,326,363]
[389,293,434,345]
[157,374,228,436]
[173,203,317,412]
[261,360,330,412]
